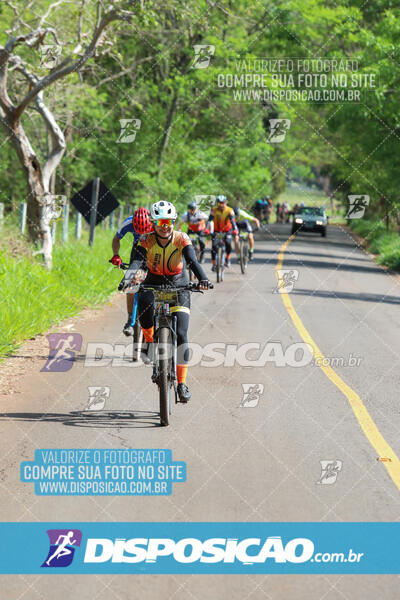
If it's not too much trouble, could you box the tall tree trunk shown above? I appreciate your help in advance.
[7,114,54,268]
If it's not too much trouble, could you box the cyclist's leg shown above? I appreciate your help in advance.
[211,234,218,269]
[225,233,233,266]
[172,292,191,401]
[123,293,135,335]
[122,243,139,335]
[198,232,206,263]
[137,289,155,361]
[246,221,254,259]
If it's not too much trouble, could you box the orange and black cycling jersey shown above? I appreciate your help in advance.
[138,231,190,276]
[129,230,207,280]
[208,205,237,233]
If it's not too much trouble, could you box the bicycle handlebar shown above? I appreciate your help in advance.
[112,260,214,292]
[138,282,213,293]
[109,259,131,270]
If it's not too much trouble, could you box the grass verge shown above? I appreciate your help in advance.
[0,224,130,358]
[350,219,400,271]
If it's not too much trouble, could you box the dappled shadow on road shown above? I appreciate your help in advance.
[283,250,370,263]
[250,254,384,274]
[279,257,383,274]
[0,410,161,428]
[255,227,358,251]
[292,288,400,305]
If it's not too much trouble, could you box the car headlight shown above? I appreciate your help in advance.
[295,218,303,224]
[316,220,323,225]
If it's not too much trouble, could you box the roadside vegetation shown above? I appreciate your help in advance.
[0,221,132,357]
[349,219,400,271]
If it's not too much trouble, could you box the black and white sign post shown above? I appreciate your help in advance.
[89,177,100,247]
[71,178,119,247]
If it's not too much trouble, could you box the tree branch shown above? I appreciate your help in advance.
[9,56,66,190]
[14,4,135,119]
[39,0,75,28]
[3,1,33,32]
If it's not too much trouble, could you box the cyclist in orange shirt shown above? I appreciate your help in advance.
[127,201,212,402]
[178,202,208,263]
[207,195,238,269]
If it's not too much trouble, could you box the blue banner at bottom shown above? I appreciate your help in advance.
[0,522,398,574]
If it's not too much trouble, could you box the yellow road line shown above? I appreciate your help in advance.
[277,235,400,491]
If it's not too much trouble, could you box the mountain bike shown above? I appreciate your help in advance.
[135,283,212,426]
[239,231,249,274]
[214,232,229,283]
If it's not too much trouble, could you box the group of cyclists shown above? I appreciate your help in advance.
[110,195,261,402]
[252,196,305,225]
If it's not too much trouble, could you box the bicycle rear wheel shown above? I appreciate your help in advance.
[217,246,224,283]
[240,241,248,274]
[158,326,172,426]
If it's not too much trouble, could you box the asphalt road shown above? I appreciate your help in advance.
[1,223,400,598]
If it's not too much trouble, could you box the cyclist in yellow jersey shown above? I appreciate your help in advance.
[127,201,212,402]
[207,195,238,270]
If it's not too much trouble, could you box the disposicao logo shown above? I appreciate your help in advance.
[83,536,314,564]
[42,529,82,568]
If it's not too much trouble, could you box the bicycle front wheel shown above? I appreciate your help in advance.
[158,326,172,426]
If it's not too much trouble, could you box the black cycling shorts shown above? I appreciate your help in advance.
[237,220,253,233]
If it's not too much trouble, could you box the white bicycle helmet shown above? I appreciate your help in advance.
[150,200,177,220]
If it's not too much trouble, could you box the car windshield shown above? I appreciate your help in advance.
[298,207,324,216]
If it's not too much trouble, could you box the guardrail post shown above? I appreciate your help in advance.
[109,211,114,230]
[62,202,69,242]
[19,202,27,233]
[75,212,82,239]
[89,177,100,247]
[117,205,124,227]
[51,220,57,243]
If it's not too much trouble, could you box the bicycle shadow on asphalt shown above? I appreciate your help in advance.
[0,410,162,428]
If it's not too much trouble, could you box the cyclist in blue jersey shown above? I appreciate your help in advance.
[110,207,153,335]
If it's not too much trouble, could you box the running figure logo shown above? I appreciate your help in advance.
[346,195,370,219]
[87,386,110,410]
[116,119,141,143]
[39,44,62,69]
[192,45,215,69]
[317,460,343,485]
[274,269,299,294]
[41,333,82,372]
[41,529,82,568]
[241,383,264,407]
[268,119,291,143]
[195,194,216,211]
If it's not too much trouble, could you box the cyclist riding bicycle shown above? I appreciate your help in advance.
[127,201,212,402]
[110,207,153,336]
[207,195,238,270]
[233,206,260,262]
[253,196,270,222]
[178,202,209,263]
